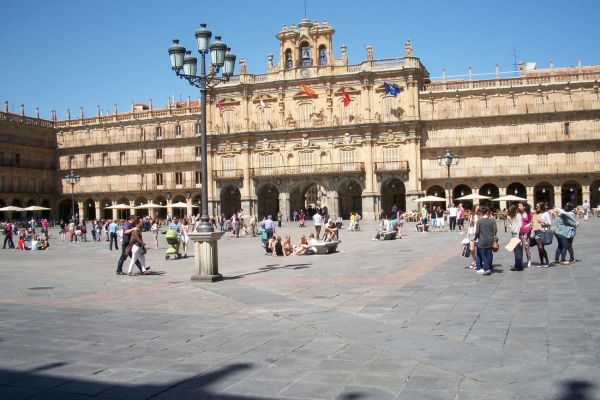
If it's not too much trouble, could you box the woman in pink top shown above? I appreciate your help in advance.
[518,202,533,267]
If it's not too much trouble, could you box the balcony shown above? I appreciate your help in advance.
[374,161,410,173]
[213,169,244,180]
[250,162,365,178]
[422,163,598,180]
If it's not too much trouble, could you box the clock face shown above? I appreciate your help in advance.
[300,68,310,78]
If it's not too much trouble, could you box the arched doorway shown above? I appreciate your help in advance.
[257,184,280,219]
[507,182,527,199]
[290,182,329,217]
[58,199,77,221]
[534,182,554,207]
[561,181,582,207]
[153,196,167,219]
[221,186,241,218]
[101,198,112,220]
[426,185,446,198]
[381,178,406,215]
[452,184,472,209]
[172,195,187,219]
[83,198,96,220]
[339,179,363,219]
[479,183,499,207]
[591,179,600,208]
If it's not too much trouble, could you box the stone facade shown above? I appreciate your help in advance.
[2,19,600,221]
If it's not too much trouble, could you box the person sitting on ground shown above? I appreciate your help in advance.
[272,236,285,257]
[265,236,276,255]
[282,235,293,256]
[353,213,361,231]
[415,218,430,232]
[324,221,338,242]
[294,234,310,255]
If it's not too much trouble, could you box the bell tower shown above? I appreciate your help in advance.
[273,19,335,72]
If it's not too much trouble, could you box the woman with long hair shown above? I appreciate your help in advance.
[507,204,524,271]
[518,202,533,267]
[532,202,551,267]
[554,203,577,265]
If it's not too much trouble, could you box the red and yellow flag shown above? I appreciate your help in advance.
[299,83,317,98]
[339,87,351,107]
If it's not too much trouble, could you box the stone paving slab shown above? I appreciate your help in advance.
[0,219,599,399]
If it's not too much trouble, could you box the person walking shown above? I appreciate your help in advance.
[474,205,496,275]
[532,202,551,267]
[3,221,14,249]
[108,219,119,250]
[126,218,149,275]
[116,215,144,275]
[277,210,282,228]
[507,205,524,271]
[448,203,457,232]
[150,218,160,249]
[313,211,323,239]
[554,203,577,265]
[457,203,465,233]
[518,202,533,268]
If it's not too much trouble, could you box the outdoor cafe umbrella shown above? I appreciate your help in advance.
[105,204,130,209]
[415,195,446,203]
[0,206,25,212]
[493,195,527,202]
[23,206,52,211]
[455,193,491,201]
[134,202,165,209]
[169,202,189,208]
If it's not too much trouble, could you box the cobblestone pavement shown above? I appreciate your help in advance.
[1,219,599,399]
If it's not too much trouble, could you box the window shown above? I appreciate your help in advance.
[222,156,236,171]
[563,122,570,135]
[85,154,91,167]
[175,125,182,137]
[156,126,162,138]
[318,45,327,66]
[14,153,20,166]
[566,153,575,165]
[195,171,201,185]
[299,42,311,67]
[223,109,235,133]
[382,147,399,163]
[156,149,163,160]
[156,173,163,186]
[339,149,355,171]
[258,106,273,130]
[259,153,274,170]
[285,49,293,69]
[175,172,183,185]
[538,154,548,167]
[0,176,4,191]
[536,124,545,136]
[68,155,75,169]
[14,177,20,192]
[119,152,126,165]
[29,177,36,193]
[0,152,4,165]
[383,96,397,122]
[297,103,313,128]
[102,153,108,166]
[340,100,355,124]
[298,151,313,173]
[195,123,200,135]
[535,96,544,112]
[195,146,201,158]
[510,155,519,167]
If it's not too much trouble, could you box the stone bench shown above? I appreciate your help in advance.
[312,240,341,254]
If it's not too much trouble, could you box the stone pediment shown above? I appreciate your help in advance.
[216,139,242,154]
[220,97,239,106]
[255,137,280,151]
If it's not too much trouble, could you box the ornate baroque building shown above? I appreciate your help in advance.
[1,19,600,221]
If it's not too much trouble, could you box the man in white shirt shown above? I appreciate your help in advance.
[313,212,323,239]
[448,204,458,231]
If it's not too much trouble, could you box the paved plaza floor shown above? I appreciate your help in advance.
[1,219,599,399]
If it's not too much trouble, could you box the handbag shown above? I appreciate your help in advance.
[492,238,499,252]
[541,229,553,246]
[461,244,471,257]
[505,236,522,252]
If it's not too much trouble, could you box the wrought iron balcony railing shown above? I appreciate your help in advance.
[250,162,364,178]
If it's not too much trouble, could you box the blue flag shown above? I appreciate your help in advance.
[384,82,401,96]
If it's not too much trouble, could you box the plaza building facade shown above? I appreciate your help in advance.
[2,19,600,222]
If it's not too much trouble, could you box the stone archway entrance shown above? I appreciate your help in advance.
[257,184,280,219]
[381,179,406,215]
[453,184,472,209]
[221,186,241,218]
[479,183,499,207]
[338,179,363,219]
[290,183,329,217]
[153,196,167,219]
[84,198,96,220]
[591,179,600,208]
[59,199,78,221]
[561,181,582,207]
[534,182,554,207]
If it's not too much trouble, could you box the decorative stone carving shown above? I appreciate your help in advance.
[285,113,296,128]
[343,132,352,144]
[302,133,310,147]
[312,108,327,127]
[387,130,395,142]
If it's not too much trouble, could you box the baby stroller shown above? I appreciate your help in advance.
[165,229,181,260]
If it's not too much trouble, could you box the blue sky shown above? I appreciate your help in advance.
[1,0,599,120]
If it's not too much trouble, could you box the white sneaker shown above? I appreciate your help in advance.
[536,264,543,268]
[528,261,532,268]
[543,264,550,268]
[483,270,492,275]
[476,269,485,274]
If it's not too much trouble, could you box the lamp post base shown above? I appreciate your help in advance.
[188,231,226,283]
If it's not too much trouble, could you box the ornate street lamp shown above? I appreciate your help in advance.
[168,23,235,233]
[168,23,235,282]
[437,149,460,206]
[63,170,80,221]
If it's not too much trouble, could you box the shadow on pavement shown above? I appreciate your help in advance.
[224,263,312,280]
[555,380,595,400]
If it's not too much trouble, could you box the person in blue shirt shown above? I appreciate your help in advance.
[108,220,119,250]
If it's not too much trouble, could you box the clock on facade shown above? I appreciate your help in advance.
[300,68,310,78]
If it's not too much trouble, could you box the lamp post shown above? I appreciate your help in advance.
[63,170,80,221]
[168,23,235,282]
[168,24,235,232]
[437,149,459,206]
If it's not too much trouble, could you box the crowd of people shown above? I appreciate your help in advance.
[1,218,50,251]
